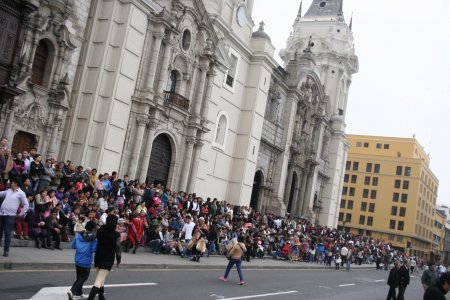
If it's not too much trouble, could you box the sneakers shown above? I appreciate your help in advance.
[68,290,87,300]
[238,281,245,285]
[219,276,228,282]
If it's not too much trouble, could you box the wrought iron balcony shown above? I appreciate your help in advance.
[164,91,190,111]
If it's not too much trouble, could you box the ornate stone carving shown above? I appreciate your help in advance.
[136,115,149,126]
[186,137,197,145]
[15,99,46,131]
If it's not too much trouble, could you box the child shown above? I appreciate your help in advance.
[68,221,97,300]
[335,253,342,270]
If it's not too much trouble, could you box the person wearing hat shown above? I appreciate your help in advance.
[68,221,97,300]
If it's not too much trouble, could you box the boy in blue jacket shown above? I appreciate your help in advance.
[68,221,97,300]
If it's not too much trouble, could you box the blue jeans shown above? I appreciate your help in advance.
[224,258,244,281]
[0,215,16,253]
[207,241,216,257]
[346,260,351,272]
[182,239,191,257]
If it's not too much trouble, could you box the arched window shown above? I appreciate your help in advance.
[167,70,177,92]
[31,40,49,86]
[212,111,229,150]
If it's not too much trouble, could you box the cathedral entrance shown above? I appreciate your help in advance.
[12,131,36,154]
[250,170,263,211]
[147,134,172,186]
[287,172,298,214]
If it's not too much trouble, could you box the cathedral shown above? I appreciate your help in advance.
[0,0,358,227]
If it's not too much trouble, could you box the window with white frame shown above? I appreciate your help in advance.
[224,48,240,90]
[212,111,229,150]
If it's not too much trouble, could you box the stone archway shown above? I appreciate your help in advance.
[250,170,263,211]
[287,172,298,214]
[12,131,37,155]
[147,134,172,186]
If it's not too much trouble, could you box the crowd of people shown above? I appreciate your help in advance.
[3,137,450,299]
[0,136,420,265]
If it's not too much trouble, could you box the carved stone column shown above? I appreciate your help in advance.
[187,140,204,193]
[2,103,18,142]
[143,31,164,93]
[301,166,316,216]
[179,137,196,192]
[128,115,148,180]
[46,116,62,159]
[192,61,209,116]
[51,46,65,89]
[155,34,173,96]
[138,121,159,182]
[200,67,216,121]
[296,166,309,217]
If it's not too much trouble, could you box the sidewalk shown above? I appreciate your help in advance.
[0,241,375,271]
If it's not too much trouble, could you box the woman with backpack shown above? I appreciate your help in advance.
[220,235,246,285]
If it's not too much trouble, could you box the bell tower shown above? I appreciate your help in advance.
[281,0,359,227]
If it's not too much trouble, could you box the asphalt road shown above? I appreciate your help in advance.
[0,268,443,300]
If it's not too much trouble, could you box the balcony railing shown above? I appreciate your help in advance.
[164,91,190,111]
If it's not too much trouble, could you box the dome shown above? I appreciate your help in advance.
[252,21,271,42]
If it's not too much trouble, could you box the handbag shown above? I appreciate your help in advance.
[9,168,19,178]
[196,237,206,253]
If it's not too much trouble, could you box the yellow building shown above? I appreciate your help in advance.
[338,135,439,260]
[432,210,446,261]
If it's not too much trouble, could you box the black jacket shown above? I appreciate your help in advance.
[94,226,121,270]
[423,285,446,300]
[399,265,410,286]
[387,267,399,287]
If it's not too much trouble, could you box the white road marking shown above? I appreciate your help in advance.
[375,280,384,282]
[216,290,300,300]
[318,285,331,289]
[339,283,356,287]
[27,283,158,300]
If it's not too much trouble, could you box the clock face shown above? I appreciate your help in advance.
[236,6,247,27]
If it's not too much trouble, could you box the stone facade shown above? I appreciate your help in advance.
[254,0,358,227]
[0,0,358,227]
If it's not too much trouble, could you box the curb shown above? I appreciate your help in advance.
[1,261,376,271]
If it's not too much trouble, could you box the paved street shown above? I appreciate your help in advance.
[0,268,442,300]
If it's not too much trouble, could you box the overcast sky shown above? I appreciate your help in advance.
[253,0,450,206]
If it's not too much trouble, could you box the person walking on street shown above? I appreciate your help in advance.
[345,247,353,272]
[423,271,450,300]
[397,260,410,300]
[387,261,400,300]
[0,178,29,257]
[68,221,97,300]
[87,215,121,300]
[422,262,438,290]
[220,235,246,285]
[410,258,416,274]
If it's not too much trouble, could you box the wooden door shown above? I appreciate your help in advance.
[147,134,172,186]
[11,131,36,155]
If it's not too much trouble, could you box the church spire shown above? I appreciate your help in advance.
[297,0,303,17]
[303,0,346,21]
[349,15,353,30]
